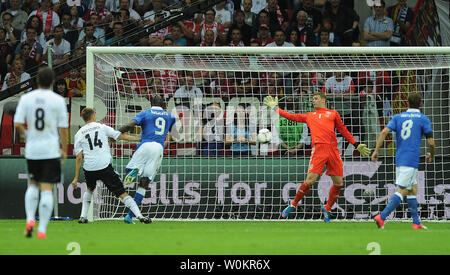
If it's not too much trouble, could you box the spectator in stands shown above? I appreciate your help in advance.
[242,0,257,27]
[252,24,274,46]
[134,0,152,16]
[1,0,28,38]
[293,72,318,95]
[287,28,301,46]
[143,0,170,25]
[317,17,337,45]
[264,0,289,31]
[84,0,111,24]
[214,1,232,32]
[228,27,245,47]
[118,8,140,44]
[266,71,284,97]
[241,0,267,15]
[227,9,252,46]
[163,37,173,46]
[322,0,359,46]
[200,102,225,156]
[144,76,164,99]
[226,109,256,157]
[65,67,86,97]
[200,28,217,46]
[21,0,40,15]
[0,27,14,83]
[78,13,106,45]
[29,0,61,40]
[322,71,359,137]
[1,13,19,47]
[14,41,38,76]
[60,13,80,50]
[1,58,30,91]
[148,13,169,46]
[43,25,71,66]
[287,10,315,46]
[68,5,86,31]
[173,20,195,45]
[294,0,323,34]
[15,26,43,64]
[118,0,142,22]
[363,0,393,47]
[166,24,187,46]
[265,29,294,47]
[21,15,46,48]
[105,21,132,46]
[208,70,234,99]
[251,10,277,38]
[317,27,334,46]
[75,23,104,50]
[54,78,72,97]
[386,0,414,46]
[194,9,226,46]
[174,74,203,99]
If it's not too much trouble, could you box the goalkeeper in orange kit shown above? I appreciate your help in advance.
[264,92,371,222]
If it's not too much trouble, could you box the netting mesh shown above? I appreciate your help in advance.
[88,48,450,221]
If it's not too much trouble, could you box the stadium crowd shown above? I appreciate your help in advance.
[0,0,417,156]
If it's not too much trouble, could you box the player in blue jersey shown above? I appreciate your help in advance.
[118,95,176,224]
[371,92,435,229]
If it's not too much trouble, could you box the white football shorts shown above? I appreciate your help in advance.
[395,166,418,190]
[126,142,163,181]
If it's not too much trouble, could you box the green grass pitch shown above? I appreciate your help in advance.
[1,220,449,255]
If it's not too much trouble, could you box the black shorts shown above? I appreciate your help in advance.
[27,158,61,183]
[84,164,125,197]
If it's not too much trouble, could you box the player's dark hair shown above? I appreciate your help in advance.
[151,94,164,108]
[37,66,55,88]
[408,92,422,109]
[81,107,95,122]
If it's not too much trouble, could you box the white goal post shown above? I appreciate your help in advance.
[86,46,450,221]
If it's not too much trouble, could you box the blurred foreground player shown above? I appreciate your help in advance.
[372,92,435,229]
[14,67,68,239]
[264,92,371,222]
[120,95,176,224]
[71,108,151,224]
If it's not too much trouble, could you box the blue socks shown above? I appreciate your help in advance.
[380,192,403,220]
[407,196,421,225]
[128,187,146,218]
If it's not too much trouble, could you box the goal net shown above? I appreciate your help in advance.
[86,46,450,221]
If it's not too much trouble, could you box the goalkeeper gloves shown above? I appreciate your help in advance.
[264,96,278,110]
[355,143,371,157]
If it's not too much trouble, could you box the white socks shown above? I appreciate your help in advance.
[121,195,143,218]
[25,184,39,222]
[37,190,53,234]
[81,190,93,218]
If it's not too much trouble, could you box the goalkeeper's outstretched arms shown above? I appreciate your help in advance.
[264,96,308,123]
[371,127,391,162]
[263,95,278,111]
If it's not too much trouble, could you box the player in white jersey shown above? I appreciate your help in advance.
[13,67,69,239]
[71,107,151,224]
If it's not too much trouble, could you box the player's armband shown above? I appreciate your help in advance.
[424,132,433,139]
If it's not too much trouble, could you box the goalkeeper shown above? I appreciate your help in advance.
[264,92,371,222]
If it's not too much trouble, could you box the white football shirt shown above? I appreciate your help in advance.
[74,122,121,171]
[13,89,68,160]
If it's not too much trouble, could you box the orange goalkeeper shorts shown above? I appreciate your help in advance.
[307,143,343,177]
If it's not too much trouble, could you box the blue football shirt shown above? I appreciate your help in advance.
[133,107,176,150]
[386,109,432,168]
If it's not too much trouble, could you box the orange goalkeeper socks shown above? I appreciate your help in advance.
[292,181,311,208]
[324,184,343,212]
